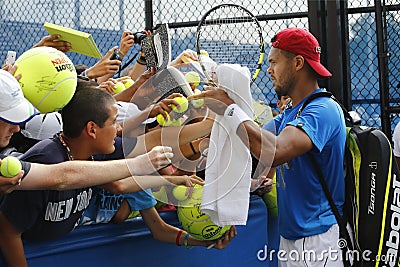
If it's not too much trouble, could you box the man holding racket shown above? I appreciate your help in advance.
[189,28,347,266]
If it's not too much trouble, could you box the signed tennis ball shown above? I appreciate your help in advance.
[191,89,204,108]
[171,96,189,113]
[113,82,126,94]
[177,185,231,240]
[0,156,22,178]
[173,185,188,201]
[14,47,77,113]
[156,112,172,126]
[123,78,135,89]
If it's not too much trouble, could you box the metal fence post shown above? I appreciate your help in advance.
[145,0,153,30]
[308,0,329,90]
[374,0,391,138]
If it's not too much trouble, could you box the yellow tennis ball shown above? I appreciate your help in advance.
[177,185,231,240]
[191,89,204,108]
[185,71,200,87]
[123,78,135,89]
[170,118,182,126]
[14,46,77,113]
[128,210,141,219]
[0,156,22,178]
[113,82,126,94]
[200,50,209,57]
[173,185,189,201]
[262,174,278,217]
[156,112,172,126]
[171,96,189,113]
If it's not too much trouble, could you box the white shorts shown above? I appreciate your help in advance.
[278,224,352,267]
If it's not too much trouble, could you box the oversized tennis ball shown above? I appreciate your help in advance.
[0,156,22,178]
[156,112,172,126]
[171,96,189,113]
[113,82,126,94]
[123,78,135,88]
[177,185,231,240]
[191,89,204,108]
[14,46,77,113]
[185,71,200,87]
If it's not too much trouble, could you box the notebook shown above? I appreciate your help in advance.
[44,22,102,58]
[141,24,171,72]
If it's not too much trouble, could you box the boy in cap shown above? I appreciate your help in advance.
[189,28,347,266]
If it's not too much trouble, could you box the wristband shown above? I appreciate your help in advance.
[183,232,193,249]
[176,229,184,246]
[224,104,252,132]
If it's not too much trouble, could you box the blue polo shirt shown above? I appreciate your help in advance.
[263,89,346,240]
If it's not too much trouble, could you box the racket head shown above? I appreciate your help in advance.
[196,4,265,85]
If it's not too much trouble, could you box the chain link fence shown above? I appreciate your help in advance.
[347,0,400,133]
[1,0,399,132]
[152,0,308,111]
[385,1,400,134]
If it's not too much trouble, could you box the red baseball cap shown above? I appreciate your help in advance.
[271,28,332,78]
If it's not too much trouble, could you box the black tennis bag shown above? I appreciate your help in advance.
[299,91,400,266]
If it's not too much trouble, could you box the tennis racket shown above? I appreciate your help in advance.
[196,4,265,86]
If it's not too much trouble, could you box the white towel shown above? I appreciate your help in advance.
[201,64,254,226]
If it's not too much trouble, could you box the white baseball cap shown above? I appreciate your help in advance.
[116,101,141,123]
[0,70,38,124]
[21,112,63,140]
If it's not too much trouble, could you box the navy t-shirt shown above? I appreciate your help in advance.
[0,137,92,241]
[0,135,139,241]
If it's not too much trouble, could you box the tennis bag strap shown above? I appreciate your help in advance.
[297,91,353,126]
[298,91,353,267]
[308,155,353,267]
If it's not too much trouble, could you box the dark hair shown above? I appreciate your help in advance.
[61,85,115,138]
[77,75,99,88]
[7,132,38,154]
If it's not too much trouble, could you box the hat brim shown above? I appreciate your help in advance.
[305,58,332,78]
[0,98,38,125]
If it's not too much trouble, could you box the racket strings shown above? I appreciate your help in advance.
[198,7,262,75]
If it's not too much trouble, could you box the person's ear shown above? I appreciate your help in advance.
[294,55,305,70]
[86,121,97,138]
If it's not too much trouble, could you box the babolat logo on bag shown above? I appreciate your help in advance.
[299,91,400,267]
[347,126,400,266]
